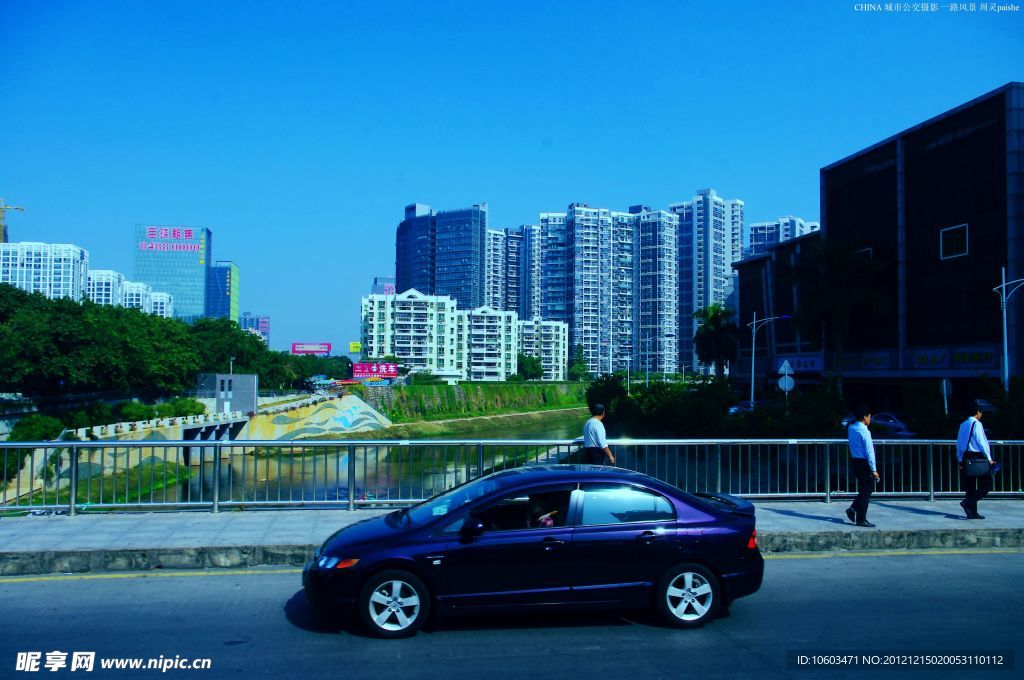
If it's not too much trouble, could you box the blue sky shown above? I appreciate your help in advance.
[2,0,1022,350]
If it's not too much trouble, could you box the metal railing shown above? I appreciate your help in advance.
[2,438,1022,513]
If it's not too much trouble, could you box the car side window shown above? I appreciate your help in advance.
[450,487,573,533]
[580,484,675,526]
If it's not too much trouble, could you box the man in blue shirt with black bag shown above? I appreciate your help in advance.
[846,406,879,527]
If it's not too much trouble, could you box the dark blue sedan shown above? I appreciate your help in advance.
[303,465,763,638]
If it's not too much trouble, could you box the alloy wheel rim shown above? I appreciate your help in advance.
[666,572,713,621]
[368,580,421,631]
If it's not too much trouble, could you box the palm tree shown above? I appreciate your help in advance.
[693,304,740,381]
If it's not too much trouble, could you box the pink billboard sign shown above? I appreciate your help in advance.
[291,342,332,355]
[353,362,399,378]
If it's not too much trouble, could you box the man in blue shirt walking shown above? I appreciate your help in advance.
[582,403,615,466]
[846,406,879,527]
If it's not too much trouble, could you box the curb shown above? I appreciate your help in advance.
[2,528,1023,577]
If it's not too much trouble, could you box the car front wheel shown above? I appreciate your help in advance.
[357,570,430,638]
[656,563,720,628]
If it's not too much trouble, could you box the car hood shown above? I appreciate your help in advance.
[320,512,414,555]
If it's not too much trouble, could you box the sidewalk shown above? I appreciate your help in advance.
[1,500,1022,576]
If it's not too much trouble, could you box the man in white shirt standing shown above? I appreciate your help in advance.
[956,402,996,520]
[846,406,879,527]
[582,403,615,466]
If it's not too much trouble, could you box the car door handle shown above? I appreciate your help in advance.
[637,531,662,543]
[541,537,565,550]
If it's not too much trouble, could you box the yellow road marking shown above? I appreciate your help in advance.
[0,567,303,584]
[765,548,1023,560]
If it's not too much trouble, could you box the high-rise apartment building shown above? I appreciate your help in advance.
[0,242,89,301]
[86,269,126,306]
[539,211,570,325]
[361,290,568,383]
[463,307,519,381]
[518,318,569,381]
[206,260,240,322]
[636,206,679,374]
[520,224,542,320]
[122,281,153,312]
[671,189,746,370]
[485,229,507,310]
[371,276,396,295]
[150,292,174,318]
[240,311,271,344]
[747,216,820,257]
[134,225,212,321]
[504,227,523,316]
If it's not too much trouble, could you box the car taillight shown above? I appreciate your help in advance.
[747,529,758,549]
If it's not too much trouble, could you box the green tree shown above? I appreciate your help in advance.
[517,353,544,380]
[693,304,740,381]
[567,344,591,382]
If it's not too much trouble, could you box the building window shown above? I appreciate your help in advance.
[939,224,969,260]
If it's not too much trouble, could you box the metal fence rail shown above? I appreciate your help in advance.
[2,439,1022,513]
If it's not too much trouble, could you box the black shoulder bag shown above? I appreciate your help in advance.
[961,421,990,478]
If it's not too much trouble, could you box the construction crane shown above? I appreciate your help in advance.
[0,198,25,243]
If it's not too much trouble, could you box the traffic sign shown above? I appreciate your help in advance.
[778,375,795,392]
[778,360,794,376]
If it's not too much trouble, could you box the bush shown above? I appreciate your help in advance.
[117,401,156,422]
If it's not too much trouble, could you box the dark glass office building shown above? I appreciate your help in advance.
[205,260,240,322]
[821,82,1023,381]
[435,204,487,309]
[395,204,435,296]
[394,202,488,310]
[134,225,212,320]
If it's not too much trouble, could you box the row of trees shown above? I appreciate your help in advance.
[0,285,352,398]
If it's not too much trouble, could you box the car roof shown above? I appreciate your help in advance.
[485,464,648,487]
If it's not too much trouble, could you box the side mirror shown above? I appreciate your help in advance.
[460,518,486,540]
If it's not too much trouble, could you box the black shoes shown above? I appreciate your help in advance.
[960,500,984,519]
[856,520,876,527]
[846,508,856,524]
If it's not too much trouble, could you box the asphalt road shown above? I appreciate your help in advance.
[2,550,1021,680]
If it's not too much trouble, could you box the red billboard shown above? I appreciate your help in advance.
[291,342,332,356]
[353,362,399,378]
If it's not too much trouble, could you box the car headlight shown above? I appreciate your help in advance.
[317,556,359,569]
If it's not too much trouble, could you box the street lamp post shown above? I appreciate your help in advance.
[747,311,791,404]
[994,266,1024,393]
[229,356,235,376]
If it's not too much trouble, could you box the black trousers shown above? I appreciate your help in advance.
[960,454,993,513]
[584,447,606,465]
[849,458,875,523]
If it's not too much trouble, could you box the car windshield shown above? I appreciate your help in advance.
[403,476,502,525]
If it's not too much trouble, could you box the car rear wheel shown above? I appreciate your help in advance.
[358,570,430,638]
[656,563,720,628]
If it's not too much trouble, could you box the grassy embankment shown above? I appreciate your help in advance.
[299,383,590,476]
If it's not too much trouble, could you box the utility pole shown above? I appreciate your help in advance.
[0,198,25,243]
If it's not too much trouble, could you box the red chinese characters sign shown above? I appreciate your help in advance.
[138,226,203,252]
[353,362,399,378]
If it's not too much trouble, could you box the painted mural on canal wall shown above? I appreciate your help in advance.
[241,395,391,441]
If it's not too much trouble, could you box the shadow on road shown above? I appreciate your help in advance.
[284,590,730,636]
[761,507,848,525]
[872,502,964,520]
[283,591,363,636]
